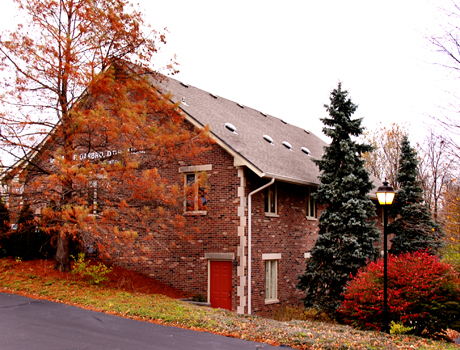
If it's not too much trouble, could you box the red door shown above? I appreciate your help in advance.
[210,261,232,310]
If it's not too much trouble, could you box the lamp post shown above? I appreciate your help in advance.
[376,180,395,334]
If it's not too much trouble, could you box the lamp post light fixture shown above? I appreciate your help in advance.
[376,180,395,334]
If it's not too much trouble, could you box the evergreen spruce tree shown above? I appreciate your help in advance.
[297,83,380,315]
[389,136,444,255]
[8,203,36,260]
[7,202,53,260]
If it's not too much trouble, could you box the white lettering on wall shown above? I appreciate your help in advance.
[56,148,143,164]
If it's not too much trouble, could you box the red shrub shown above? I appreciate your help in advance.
[339,251,460,337]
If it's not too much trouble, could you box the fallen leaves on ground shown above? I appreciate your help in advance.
[0,258,457,349]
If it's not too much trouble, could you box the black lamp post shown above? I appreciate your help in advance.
[376,180,395,334]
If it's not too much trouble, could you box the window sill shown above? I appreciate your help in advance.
[183,211,207,216]
[265,213,279,218]
[265,299,280,305]
[306,216,317,221]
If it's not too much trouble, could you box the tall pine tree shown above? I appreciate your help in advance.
[389,136,444,255]
[298,83,380,315]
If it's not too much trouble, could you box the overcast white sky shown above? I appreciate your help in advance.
[0,0,457,144]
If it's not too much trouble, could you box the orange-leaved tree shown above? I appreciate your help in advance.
[0,0,210,271]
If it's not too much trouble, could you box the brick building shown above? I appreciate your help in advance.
[150,76,331,316]
[1,74,384,317]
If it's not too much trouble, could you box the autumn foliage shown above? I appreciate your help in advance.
[339,251,460,337]
[441,185,460,241]
[440,184,460,271]
[0,0,210,271]
[361,123,407,190]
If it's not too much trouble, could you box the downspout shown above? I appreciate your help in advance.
[247,177,275,315]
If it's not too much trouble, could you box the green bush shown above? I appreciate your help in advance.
[390,321,413,335]
[339,251,460,338]
[71,253,113,285]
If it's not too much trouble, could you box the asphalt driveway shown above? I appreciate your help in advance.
[0,293,286,350]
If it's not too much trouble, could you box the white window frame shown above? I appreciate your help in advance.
[88,180,99,215]
[306,186,316,220]
[184,172,201,212]
[179,165,211,215]
[262,253,280,304]
[87,175,106,215]
[265,183,278,216]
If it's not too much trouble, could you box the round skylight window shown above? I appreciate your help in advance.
[224,123,237,133]
[263,135,274,144]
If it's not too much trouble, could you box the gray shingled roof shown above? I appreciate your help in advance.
[2,72,380,194]
[156,76,327,186]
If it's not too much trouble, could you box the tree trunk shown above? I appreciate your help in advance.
[54,232,71,272]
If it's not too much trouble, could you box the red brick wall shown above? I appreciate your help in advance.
[244,171,322,316]
[108,142,242,302]
[104,145,325,315]
[14,131,386,316]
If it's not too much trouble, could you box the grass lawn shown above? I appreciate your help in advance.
[0,257,458,350]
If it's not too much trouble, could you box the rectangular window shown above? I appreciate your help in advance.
[264,184,277,214]
[184,172,208,212]
[306,186,316,219]
[88,180,99,215]
[265,260,278,301]
[1,184,9,207]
